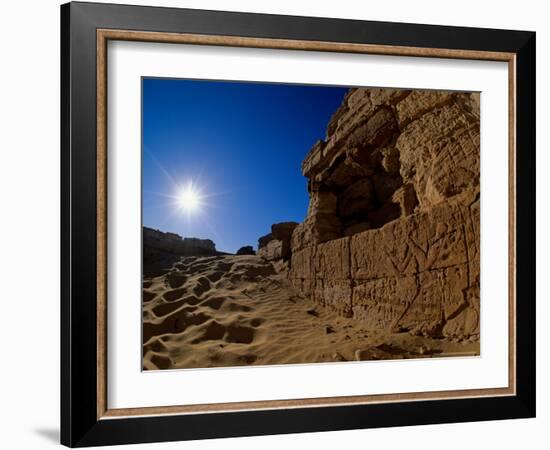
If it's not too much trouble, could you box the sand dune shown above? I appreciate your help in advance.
[142,255,479,370]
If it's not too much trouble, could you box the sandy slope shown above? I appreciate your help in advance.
[142,255,479,370]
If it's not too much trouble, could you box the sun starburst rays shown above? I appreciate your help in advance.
[143,149,234,249]
[177,182,201,213]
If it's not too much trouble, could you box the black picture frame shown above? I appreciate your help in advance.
[61,1,536,447]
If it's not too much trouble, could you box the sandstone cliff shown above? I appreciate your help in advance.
[268,87,480,340]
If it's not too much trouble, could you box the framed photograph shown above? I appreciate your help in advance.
[61,1,536,447]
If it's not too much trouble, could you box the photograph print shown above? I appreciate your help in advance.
[141,78,481,371]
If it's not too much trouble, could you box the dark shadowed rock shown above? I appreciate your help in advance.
[236,246,255,255]
[258,233,274,249]
[258,222,299,262]
[338,178,376,219]
[271,222,298,241]
[143,227,219,277]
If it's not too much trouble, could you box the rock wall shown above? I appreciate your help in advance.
[287,87,480,339]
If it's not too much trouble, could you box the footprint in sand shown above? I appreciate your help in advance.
[226,325,255,344]
[143,338,168,354]
[166,271,187,288]
[149,353,171,370]
[237,354,257,364]
[143,309,210,343]
[200,297,224,310]
[205,271,224,283]
[191,276,211,297]
[153,300,197,317]
[163,288,186,302]
[213,261,233,272]
[143,290,156,303]
[250,318,264,328]
[192,320,226,343]
[190,321,256,345]
[228,303,253,313]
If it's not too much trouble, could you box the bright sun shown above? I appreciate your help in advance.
[178,185,201,213]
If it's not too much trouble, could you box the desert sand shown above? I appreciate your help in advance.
[143,254,478,370]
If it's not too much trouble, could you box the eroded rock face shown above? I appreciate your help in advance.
[397,102,480,208]
[286,87,480,339]
[257,222,298,262]
[143,227,218,276]
[144,227,216,254]
[350,188,480,337]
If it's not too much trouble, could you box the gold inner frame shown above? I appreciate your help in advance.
[96,29,517,420]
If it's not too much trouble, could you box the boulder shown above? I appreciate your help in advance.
[271,222,298,241]
[258,222,299,261]
[236,246,255,255]
[257,239,283,261]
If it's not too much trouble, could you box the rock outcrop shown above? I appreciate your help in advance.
[257,222,298,262]
[236,245,255,255]
[143,227,218,276]
[268,88,480,340]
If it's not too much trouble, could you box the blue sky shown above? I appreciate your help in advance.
[142,78,347,253]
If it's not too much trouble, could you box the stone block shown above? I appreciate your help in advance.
[396,90,454,128]
[315,279,353,317]
[352,275,417,330]
[314,237,350,280]
[290,246,315,280]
